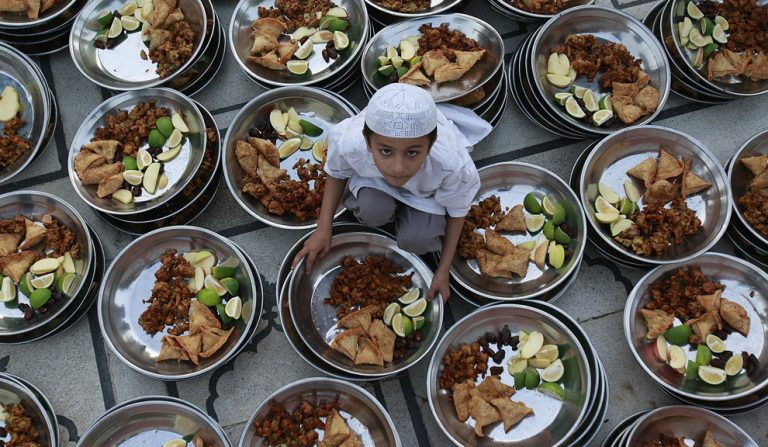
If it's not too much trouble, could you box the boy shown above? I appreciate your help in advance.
[292,83,491,301]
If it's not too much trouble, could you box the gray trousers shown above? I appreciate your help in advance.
[344,187,446,255]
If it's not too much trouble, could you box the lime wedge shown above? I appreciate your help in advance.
[592,110,613,127]
[698,365,726,385]
[724,355,743,376]
[564,97,585,119]
[118,0,136,16]
[225,296,242,319]
[295,39,314,60]
[279,138,302,159]
[326,6,348,17]
[712,23,727,44]
[29,288,51,308]
[535,344,559,362]
[287,60,310,76]
[56,272,76,294]
[166,128,182,147]
[112,189,133,204]
[507,357,528,374]
[598,183,621,204]
[705,334,725,354]
[543,220,555,240]
[570,85,587,98]
[299,119,323,137]
[30,273,54,289]
[714,15,729,31]
[19,272,33,296]
[391,313,413,338]
[689,28,708,47]
[383,302,400,325]
[0,277,16,302]
[703,42,718,59]
[171,112,189,132]
[148,128,166,147]
[204,275,227,296]
[524,193,543,214]
[97,10,114,27]
[554,92,572,106]
[542,358,564,382]
[696,344,713,366]
[687,1,704,19]
[196,288,220,306]
[216,303,233,324]
[377,55,390,66]
[327,18,347,33]
[333,31,349,50]
[541,195,557,217]
[312,140,325,162]
[680,17,693,39]
[123,155,138,171]
[212,265,236,280]
[700,17,714,36]
[300,137,313,150]
[525,214,546,233]
[537,382,565,400]
[155,116,174,137]
[123,170,143,186]
[596,196,619,215]
[412,315,425,330]
[402,298,427,317]
[398,288,421,305]
[220,277,239,296]
[598,94,612,111]
[107,17,123,39]
[524,367,540,389]
[546,73,571,88]
[30,258,60,275]
[551,203,566,226]
[163,440,187,447]
[142,163,161,194]
[554,227,571,244]
[156,145,181,162]
[517,240,536,251]
[121,15,140,32]
[582,89,599,112]
[595,212,620,224]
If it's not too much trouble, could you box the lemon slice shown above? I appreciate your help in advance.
[398,288,420,305]
[136,148,152,170]
[724,355,743,376]
[595,212,620,224]
[295,39,314,60]
[583,89,599,112]
[542,195,557,217]
[507,357,528,374]
[598,94,612,111]
[698,365,726,385]
[705,334,726,354]
[162,440,186,447]
[392,313,413,338]
[570,85,587,98]
[287,60,309,76]
[0,277,15,302]
[592,110,613,127]
[30,273,54,289]
[121,15,141,32]
[278,138,302,159]
[520,331,544,359]
[525,214,546,233]
[107,17,123,39]
[535,344,559,362]
[714,16,729,31]
[171,112,189,132]
[166,128,182,147]
[225,296,242,319]
[383,302,400,325]
[56,272,76,294]
[687,1,704,20]
[123,170,143,186]
[204,275,227,296]
[546,73,571,88]
[332,31,349,51]
[712,23,727,44]
[402,298,427,317]
[595,196,620,214]
[564,96,585,119]
[554,92,572,106]
[541,358,564,382]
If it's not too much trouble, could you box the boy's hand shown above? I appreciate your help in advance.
[292,230,331,273]
[427,267,451,302]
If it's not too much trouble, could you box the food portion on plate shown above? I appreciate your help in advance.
[0,86,31,171]
[439,326,568,437]
[458,193,577,278]
[642,428,725,447]
[0,0,61,19]
[545,34,661,127]
[73,100,191,205]
[506,0,571,15]
[254,398,362,447]
[375,23,486,87]
[235,104,329,221]
[591,149,710,257]
[736,153,768,238]
[639,266,759,387]
[93,0,198,79]
[0,214,84,321]
[0,401,41,447]
[249,1,350,75]
[674,0,768,82]
[323,255,429,366]
[373,0,429,13]
[138,249,244,365]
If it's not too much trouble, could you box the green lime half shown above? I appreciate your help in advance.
[398,288,421,305]
[148,129,166,147]
[220,277,239,296]
[551,203,566,226]
[155,116,174,137]
[664,324,692,346]
[19,272,34,296]
[524,367,540,390]
[523,193,542,214]
[554,226,571,244]
[378,64,394,77]
[696,344,713,366]
[29,288,52,309]
[287,60,310,76]
[97,10,114,27]
[56,272,76,294]
[196,288,220,306]
[216,303,233,324]
[543,220,555,241]
[122,155,138,171]
[537,382,565,400]
[299,119,323,137]
[392,313,413,338]
[212,265,236,280]
[402,298,427,317]
[412,315,425,330]
[685,359,699,381]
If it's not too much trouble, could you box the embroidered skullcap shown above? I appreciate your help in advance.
[364,83,437,138]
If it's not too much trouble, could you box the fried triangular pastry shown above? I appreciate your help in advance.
[741,155,768,176]
[398,62,431,87]
[681,162,711,198]
[190,300,220,335]
[696,290,722,313]
[19,219,46,250]
[494,205,526,233]
[719,298,750,336]
[451,380,473,422]
[454,50,485,70]
[489,398,534,432]
[639,308,674,340]
[337,307,372,332]
[257,155,287,184]
[468,389,501,437]
[157,337,189,362]
[627,156,657,187]
[248,137,280,168]
[644,180,679,204]
[323,409,352,446]
[330,327,365,361]
[484,230,517,255]
[368,319,396,363]
[477,376,515,400]
[354,336,383,366]
[165,334,202,365]
[200,326,233,358]
[657,149,684,179]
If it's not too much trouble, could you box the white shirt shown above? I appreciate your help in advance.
[324,104,492,218]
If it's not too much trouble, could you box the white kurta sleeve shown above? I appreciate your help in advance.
[323,118,356,179]
[435,164,481,218]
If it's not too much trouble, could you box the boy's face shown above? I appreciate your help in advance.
[365,131,432,187]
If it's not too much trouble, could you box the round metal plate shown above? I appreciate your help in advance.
[1,372,59,446]
[238,377,401,447]
[288,231,443,377]
[0,0,78,28]
[427,304,591,446]
[364,0,464,18]
[361,13,504,103]
[488,0,595,21]
[444,161,586,300]
[579,125,732,264]
[68,88,207,215]
[728,129,768,250]
[530,6,671,136]
[624,252,768,401]
[223,87,354,230]
[98,226,263,380]
[0,374,56,447]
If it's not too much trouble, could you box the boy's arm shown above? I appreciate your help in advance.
[427,215,465,301]
[292,175,347,272]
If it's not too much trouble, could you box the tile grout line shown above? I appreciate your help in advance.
[398,374,432,447]
[86,306,117,409]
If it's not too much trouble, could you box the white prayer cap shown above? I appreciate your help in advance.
[364,83,437,138]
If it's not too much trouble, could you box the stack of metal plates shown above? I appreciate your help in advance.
[66,89,222,234]
[362,0,465,29]
[97,226,264,381]
[509,6,671,139]
[486,0,593,22]
[229,0,371,94]
[0,373,58,445]
[69,0,225,96]
[239,378,402,446]
[0,0,85,55]
[573,125,731,269]
[360,13,507,128]
[0,43,57,186]
[427,302,609,446]
[643,0,768,104]
[726,129,768,271]
[78,396,232,446]
[624,252,768,414]
[0,191,105,344]
[431,162,585,308]
[601,406,759,446]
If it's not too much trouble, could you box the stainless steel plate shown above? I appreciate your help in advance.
[223,86,353,230]
[427,304,591,446]
[364,0,463,18]
[68,88,206,215]
[239,378,400,446]
[361,13,504,103]
[626,405,759,446]
[445,162,586,300]
[69,0,208,90]
[1,373,59,446]
[0,0,78,28]
[98,226,262,380]
[0,42,51,185]
[0,191,93,337]
[229,0,369,87]
[624,253,768,401]
[530,6,671,135]
[728,129,768,249]
[288,231,443,377]
[490,0,595,21]
[77,397,232,447]
[579,125,732,264]
[0,374,56,447]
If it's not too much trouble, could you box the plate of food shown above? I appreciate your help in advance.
[626,405,759,446]
[728,129,768,248]
[288,231,443,377]
[77,397,231,447]
[223,87,352,229]
[0,43,52,185]
[0,191,93,339]
[361,13,503,102]
[240,378,401,446]
[579,125,731,264]
[496,0,593,20]
[364,0,463,18]
[229,0,368,86]
[98,226,262,380]
[624,253,768,401]
[448,162,585,301]
[0,374,56,447]
[531,6,670,134]
[0,0,77,28]
[427,304,591,446]
[69,0,208,90]
[68,88,206,215]
[667,0,768,96]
